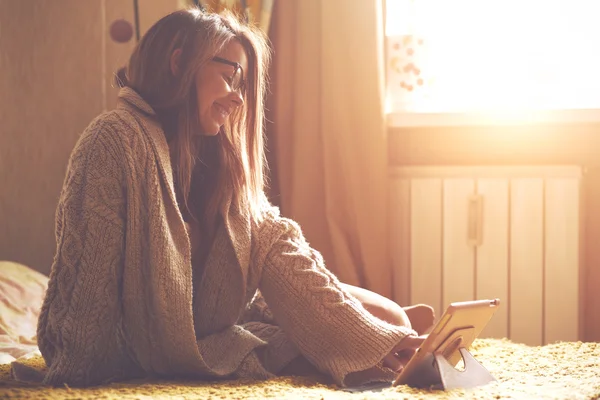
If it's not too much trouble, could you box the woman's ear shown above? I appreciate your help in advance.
[170,48,183,77]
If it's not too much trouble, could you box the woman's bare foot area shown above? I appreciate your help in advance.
[403,304,435,335]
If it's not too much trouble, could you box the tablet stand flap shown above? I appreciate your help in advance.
[434,347,496,390]
[403,346,495,390]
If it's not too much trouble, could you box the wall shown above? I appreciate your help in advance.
[0,0,178,276]
[388,125,600,342]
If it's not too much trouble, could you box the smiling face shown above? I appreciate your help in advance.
[194,39,248,135]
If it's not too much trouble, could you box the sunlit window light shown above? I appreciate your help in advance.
[385,0,600,121]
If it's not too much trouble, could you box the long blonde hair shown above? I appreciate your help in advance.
[124,8,270,228]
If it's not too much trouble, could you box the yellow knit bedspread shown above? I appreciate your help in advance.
[1,338,599,399]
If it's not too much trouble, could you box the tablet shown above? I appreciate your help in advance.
[393,298,500,387]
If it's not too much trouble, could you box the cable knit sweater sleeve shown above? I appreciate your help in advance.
[256,206,416,386]
[37,117,133,386]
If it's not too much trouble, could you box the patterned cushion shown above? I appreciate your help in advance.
[0,261,48,362]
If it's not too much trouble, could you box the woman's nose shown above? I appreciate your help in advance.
[229,90,244,107]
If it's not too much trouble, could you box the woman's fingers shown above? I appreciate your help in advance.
[392,334,427,354]
[382,353,403,372]
[395,348,417,366]
[382,334,427,372]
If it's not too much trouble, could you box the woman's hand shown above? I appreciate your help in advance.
[382,334,427,372]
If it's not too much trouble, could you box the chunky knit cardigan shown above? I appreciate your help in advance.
[36,88,415,388]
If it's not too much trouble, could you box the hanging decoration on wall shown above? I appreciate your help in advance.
[109,19,134,43]
[108,0,140,44]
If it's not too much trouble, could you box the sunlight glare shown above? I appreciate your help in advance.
[385,0,600,117]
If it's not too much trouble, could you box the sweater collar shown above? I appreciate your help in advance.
[116,87,177,215]
[117,86,156,115]
[115,87,251,294]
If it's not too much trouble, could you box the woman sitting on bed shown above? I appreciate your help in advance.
[36,7,434,387]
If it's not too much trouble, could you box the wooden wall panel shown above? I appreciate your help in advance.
[390,178,410,306]
[545,178,580,343]
[0,0,179,274]
[509,179,545,345]
[390,167,581,344]
[476,179,509,339]
[410,179,443,317]
[0,0,104,275]
[442,179,476,307]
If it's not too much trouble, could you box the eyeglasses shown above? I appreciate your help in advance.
[212,57,245,95]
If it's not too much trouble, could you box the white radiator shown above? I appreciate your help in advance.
[389,166,582,345]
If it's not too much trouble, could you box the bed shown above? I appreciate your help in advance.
[1,261,599,399]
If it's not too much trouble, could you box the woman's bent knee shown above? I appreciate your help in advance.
[341,283,412,329]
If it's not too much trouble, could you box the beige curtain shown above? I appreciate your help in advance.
[268,1,393,297]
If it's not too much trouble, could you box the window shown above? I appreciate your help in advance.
[385,0,600,125]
